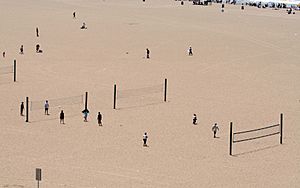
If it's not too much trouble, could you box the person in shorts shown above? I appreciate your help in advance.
[44,100,49,115]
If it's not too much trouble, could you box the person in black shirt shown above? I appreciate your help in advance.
[60,110,65,124]
[97,112,102,126]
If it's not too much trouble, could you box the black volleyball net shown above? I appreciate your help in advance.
[30,95,84,111]
[26,94,85,123]
[233,124,280,143]
[113,79,167,109]
[0,60,17,83]
[229,114,283,155]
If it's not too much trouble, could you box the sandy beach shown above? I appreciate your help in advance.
[0,0,299,187]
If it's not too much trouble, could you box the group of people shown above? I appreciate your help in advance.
[5,11,89,58]
[18,27,42,55]
[20,100,103,126]
[192,114,220,138]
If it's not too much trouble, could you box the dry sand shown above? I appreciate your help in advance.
[0,0,299,187]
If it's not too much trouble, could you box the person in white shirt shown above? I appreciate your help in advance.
[143,132,148,147]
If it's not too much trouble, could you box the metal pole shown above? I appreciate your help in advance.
[85,92,88,110]
[113,84,116,109]
[37,180,39,188]
[229,122,233,155]
[26,97,29,122]
[14,59,16,82]
[280,113,283,144]
[164,78,167,102]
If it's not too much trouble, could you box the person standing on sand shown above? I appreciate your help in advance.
[44,100,49,115]
[36,44,40,53]
[97,112,102,126]
[212,123,219,138]
[36,27,39,37]
[60,110,65,124]
[20,45,24,54]
[82,108,89,122]
[20,102,24,116]
[73,11,76,19]
[146,48,150,59]
[2,52,5,58]
[143,132,148,147]
[193,114,197,125]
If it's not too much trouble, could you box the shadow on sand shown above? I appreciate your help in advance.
[232,144,280,157]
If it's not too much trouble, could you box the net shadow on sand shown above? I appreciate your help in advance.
[116,100,166,110]
[28,112,81,124]
[2,185,24,188]
[232,144,280,157]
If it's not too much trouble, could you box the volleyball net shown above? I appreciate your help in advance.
[113,79,167,109]
[30,95,84,111]
[233,124,280,143]
[0,60,16,82]
[25,93,87,123]
[229,113,283,155]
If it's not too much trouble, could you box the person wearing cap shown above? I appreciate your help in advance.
[212,123,219,138]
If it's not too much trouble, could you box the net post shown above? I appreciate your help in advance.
[229,122,233,155]
[26,97,29,122]
[85,92,88,110]
[164,78,167,102]
[14,59,16,82]
[113,84,117,109]
[280,113,283,144]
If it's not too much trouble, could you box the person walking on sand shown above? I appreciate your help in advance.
[20,102,24,116]
[97,112,102,126]
[146,48,150,59]
[36,27,39,37]
[188,46,193,56]
[20,45,24,54]
[82,108,89,122]
[60,110,65,124]
[44,100,49,115]
[193,114,197,125]
[143,132,148,147]
[212,123,219,138]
